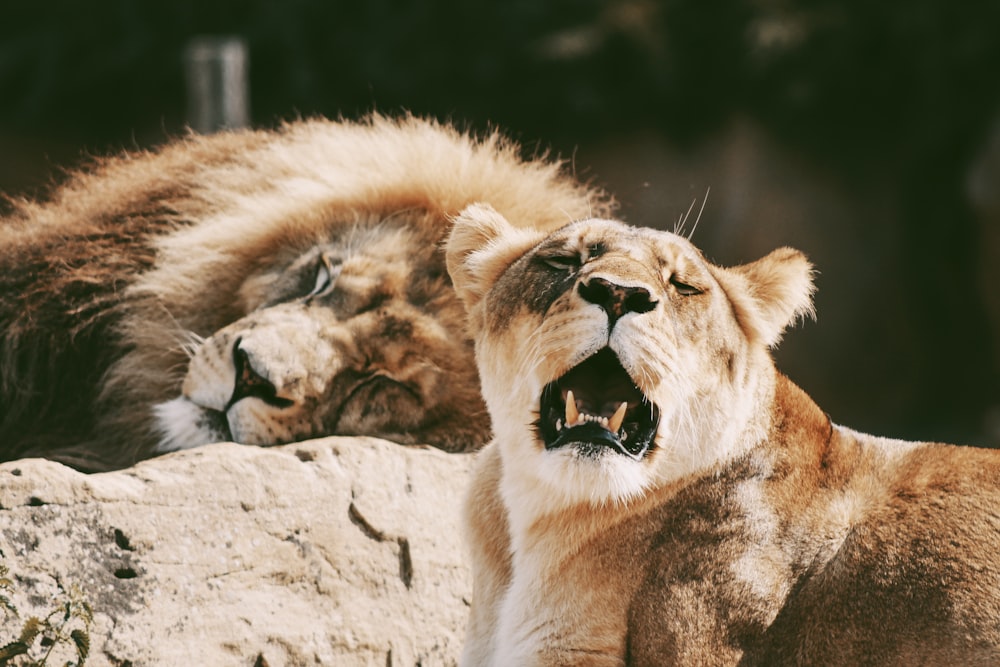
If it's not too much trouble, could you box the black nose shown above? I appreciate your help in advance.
[227,340,294,410]
[578,277,657,329]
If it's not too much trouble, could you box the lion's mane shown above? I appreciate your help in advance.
[0,115,612,471]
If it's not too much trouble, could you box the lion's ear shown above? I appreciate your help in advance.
[717,247,816,348]
[446,203,544,312]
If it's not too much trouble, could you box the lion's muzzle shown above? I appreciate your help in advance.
[228,339,295,410]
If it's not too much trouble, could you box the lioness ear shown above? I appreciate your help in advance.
[717,247,816,348]
[446,203,544,312]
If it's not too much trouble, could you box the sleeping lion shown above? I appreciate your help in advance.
[0,116,611,472]
[446,204,1000,666]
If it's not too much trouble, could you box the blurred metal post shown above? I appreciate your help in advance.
[184,36,249,133]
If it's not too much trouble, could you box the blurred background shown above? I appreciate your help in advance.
[2,0,998,447]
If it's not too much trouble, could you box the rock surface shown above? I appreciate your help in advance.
[0,437,474,666]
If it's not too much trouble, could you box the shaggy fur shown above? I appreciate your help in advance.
[0,116,612,472]
[447,206,1000,666]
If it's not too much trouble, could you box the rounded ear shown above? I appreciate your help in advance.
[446,203,544,313]
[714,247,816,348]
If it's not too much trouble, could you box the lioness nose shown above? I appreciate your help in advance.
[578,277,657,329]
[227,340,294,410]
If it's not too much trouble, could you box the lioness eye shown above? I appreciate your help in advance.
[670,275,703,296]
[308,257,341,297]
[542,254,581,271]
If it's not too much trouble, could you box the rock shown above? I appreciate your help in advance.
[0,437,474,666]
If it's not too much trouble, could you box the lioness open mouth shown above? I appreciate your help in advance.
[537,347,660,460]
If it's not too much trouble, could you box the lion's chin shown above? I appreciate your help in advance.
[153,397,233,452]
[536,347,660,461]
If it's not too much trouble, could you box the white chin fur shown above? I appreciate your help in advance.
[545,449,650,506]
[501,435,652,510]
[152,397,228,452]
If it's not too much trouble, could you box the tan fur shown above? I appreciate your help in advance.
[0,116,612,472]
[447,206,1000,666]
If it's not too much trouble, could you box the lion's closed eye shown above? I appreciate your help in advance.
[307,255,342,299]
[540,253,581,272]
[668,274,703,296]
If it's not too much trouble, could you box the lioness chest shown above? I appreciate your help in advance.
[493,460,796,666]
[492,429,1000,667]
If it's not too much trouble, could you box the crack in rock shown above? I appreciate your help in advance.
[347,503,413,589]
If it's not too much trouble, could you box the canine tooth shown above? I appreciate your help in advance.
[565,390,579,426]
[608,402,628,433]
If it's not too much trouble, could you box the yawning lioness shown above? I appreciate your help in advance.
[447,204,1000,666]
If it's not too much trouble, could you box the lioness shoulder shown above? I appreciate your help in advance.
[446,204,1000,666]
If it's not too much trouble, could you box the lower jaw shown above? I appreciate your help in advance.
[545,423,653,460]
[545,422,620,451]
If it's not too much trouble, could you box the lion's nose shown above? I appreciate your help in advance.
[578,276,657,329]
[227,340,294,410]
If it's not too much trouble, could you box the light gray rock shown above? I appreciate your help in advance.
[0,437,474,666]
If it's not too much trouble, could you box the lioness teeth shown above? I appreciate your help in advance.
[565,390,579,426]
[561,391,628,434]
[608,402,628,433]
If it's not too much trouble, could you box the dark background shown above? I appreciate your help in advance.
[2,0,999,446]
